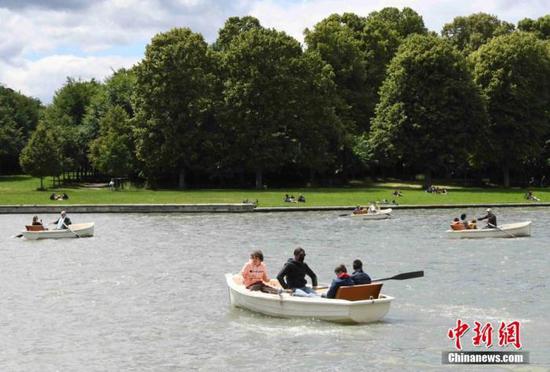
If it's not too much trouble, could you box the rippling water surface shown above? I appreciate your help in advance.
[1,208,549,370]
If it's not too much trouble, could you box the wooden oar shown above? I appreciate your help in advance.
[488,223,515,238]
[64,223,80,238]
[373,270,424,282]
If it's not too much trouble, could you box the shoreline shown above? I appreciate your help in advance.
[1,202,549,214]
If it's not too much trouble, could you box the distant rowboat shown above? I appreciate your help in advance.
[351,208,392,220]
[21,223,95,240]
[446,221,531,239]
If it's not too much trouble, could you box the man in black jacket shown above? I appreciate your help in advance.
[351,259,372,285]
[277,247,318,297]
[478,208,497,228]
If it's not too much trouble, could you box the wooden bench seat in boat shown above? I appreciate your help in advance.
[335,283,383,301]
[25,225,45,231]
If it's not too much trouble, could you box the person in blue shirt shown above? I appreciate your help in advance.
[351,259,372,285]
[323,264,355,299]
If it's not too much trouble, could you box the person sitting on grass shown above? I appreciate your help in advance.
[322,264,354,299]
[240,250,280,294]
[298,194,306,203]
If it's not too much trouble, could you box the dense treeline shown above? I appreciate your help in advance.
[1,9,550,188]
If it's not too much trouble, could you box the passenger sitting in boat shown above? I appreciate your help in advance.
[353,205,364,214]
[322,264,355,299]
[450,217,465,230]
[460,214,468,229]
[31,215,43,226]
[468,220,477,229]
[477,208,497,228]
[351,259,371,285]
[52,210,72,230]
[240,250,280,294]
[277,247,319,297]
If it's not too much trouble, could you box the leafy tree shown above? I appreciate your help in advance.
[470,32,550,186]
[518,15,550,40]
[45,78,103,177]
[134,28,217,188]
[89,106,135,177]
[212,16,262,51]
[221,27,340,188]
[19,122,62,190]
[365,34,487,187]
[441,13,514,55]
[0,86,42,173]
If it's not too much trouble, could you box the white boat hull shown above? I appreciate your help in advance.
[22,223,95,240]
[351,208,392,220]
[225,273,393,324]
[446,221,531,239]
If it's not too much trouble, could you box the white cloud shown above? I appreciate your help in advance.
[0,55,140,103]
[0,0,548,103]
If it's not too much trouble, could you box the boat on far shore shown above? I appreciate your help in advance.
[446,221,531,239]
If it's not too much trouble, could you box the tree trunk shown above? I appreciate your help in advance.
[255,168,263,189]
[178,169,187,189]
[502,164,510,188]
[423,169,432,190]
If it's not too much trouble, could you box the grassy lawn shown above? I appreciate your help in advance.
[0,175,548,207]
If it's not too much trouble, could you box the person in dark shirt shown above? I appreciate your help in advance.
[277,247,318,297]
[323,264,354,299]
[477,208,497,228]
[351,259,371,285]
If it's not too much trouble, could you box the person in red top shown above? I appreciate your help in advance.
[240,250,280,294]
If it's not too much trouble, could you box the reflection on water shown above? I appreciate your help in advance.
[1,208,549,369]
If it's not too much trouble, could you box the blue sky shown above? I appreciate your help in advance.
[0,0,548,103]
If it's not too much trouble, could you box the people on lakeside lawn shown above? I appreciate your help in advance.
[351,259,372,285]
[31,216,43,226]
[392,190,403,197]
[298,194,306,203]
[478,208,497,228]
[53,210,72,230]
[426,186,448,194]
[49,192,69,201]
[525,190,540,201]
[284,194,297,203]
[277,247,319,297]
[450,217,465,230]
[240,250,280,294]
[322,264,355,299]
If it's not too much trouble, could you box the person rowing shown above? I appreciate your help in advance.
[477,208,497,228]
[52,210,72,230]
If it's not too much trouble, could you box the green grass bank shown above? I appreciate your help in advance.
[1,175,549,208]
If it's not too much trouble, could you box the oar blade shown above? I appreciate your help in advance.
[374,270,424,282]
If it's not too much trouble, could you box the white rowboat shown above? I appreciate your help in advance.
[446,221,531,239]
[225,273,393,324]
[351,208,392,220]
[21,223,95,240]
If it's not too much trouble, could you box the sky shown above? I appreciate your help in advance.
[0,0,548,104]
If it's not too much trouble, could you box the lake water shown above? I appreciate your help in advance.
[1,208,549,371]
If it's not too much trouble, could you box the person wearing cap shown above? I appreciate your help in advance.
[53,210,72,230]
[477,208,497,228]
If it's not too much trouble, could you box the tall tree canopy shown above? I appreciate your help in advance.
[470,32,550,186]
[212,16,263,51]
[441,13,515,55]
[365,34,487,187]
[134,27,217,187]
[518,15,550,40]
[0,86,42,173]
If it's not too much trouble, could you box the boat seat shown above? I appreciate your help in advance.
[335,283,383,301]
[25,225,45,231]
